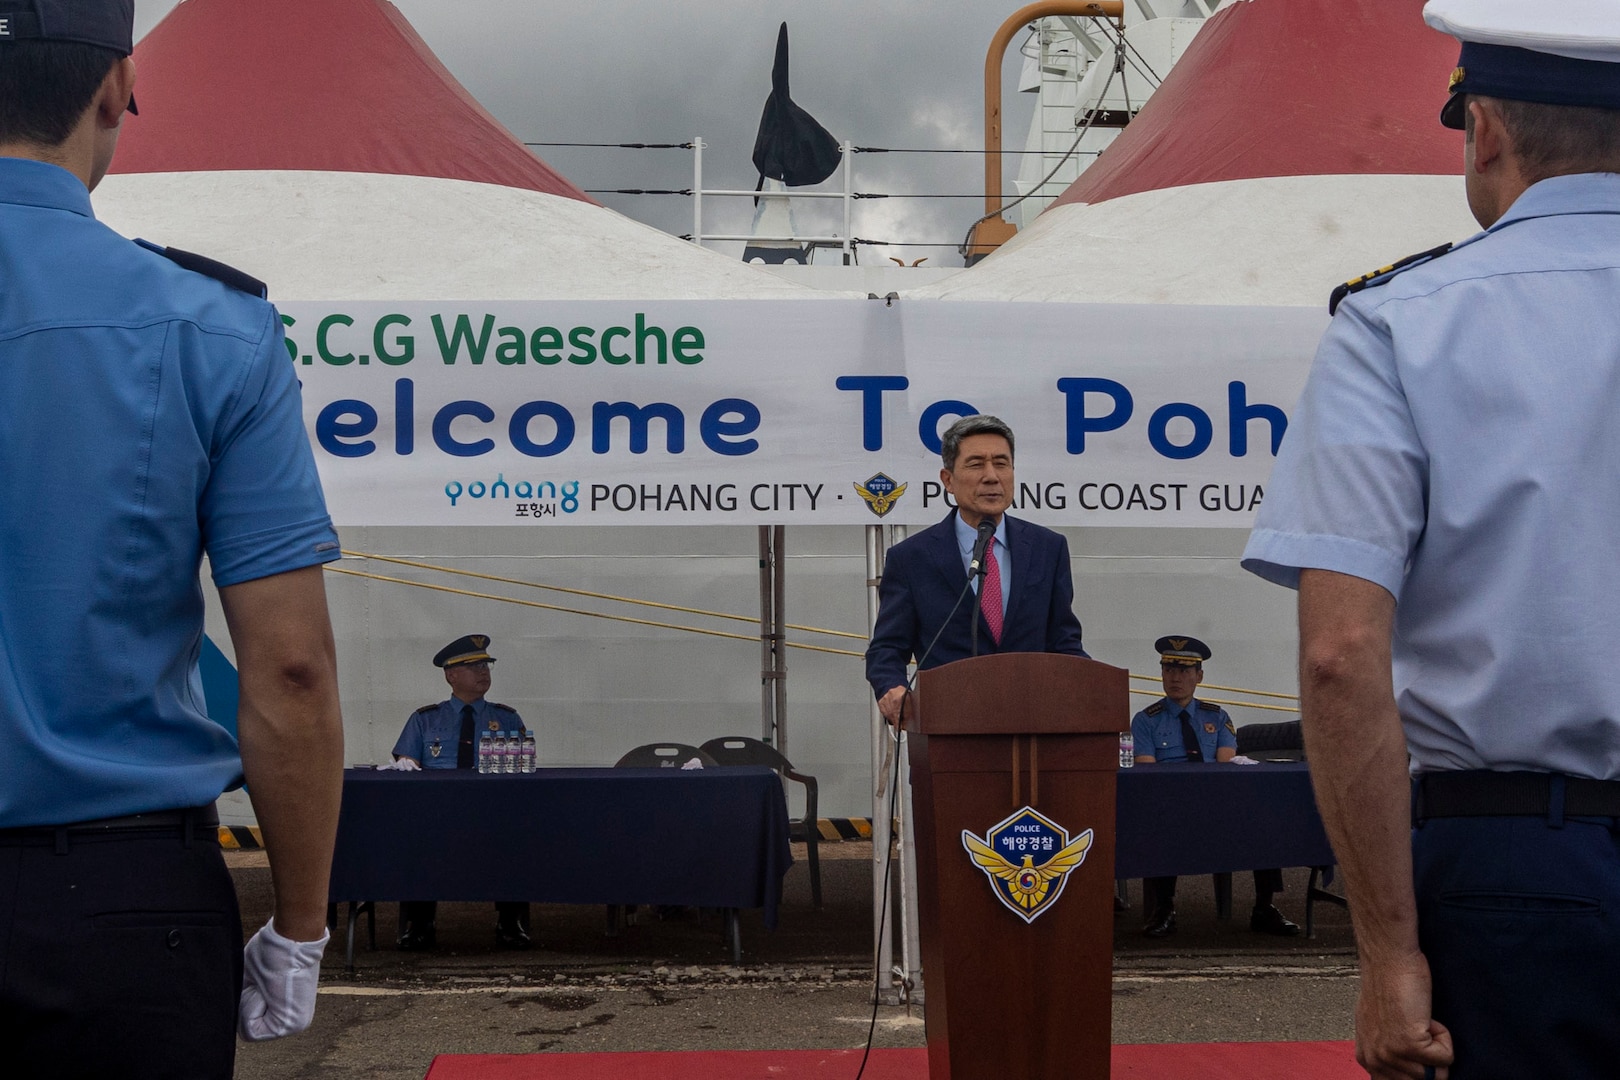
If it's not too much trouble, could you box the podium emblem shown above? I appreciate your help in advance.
[854,473,907,518]
[962,807,1093,924]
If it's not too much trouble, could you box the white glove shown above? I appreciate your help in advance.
[378,757,421,771]
[239,919,330,1041]
[680,757,705,770]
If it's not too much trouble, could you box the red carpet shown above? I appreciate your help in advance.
[425,1042,1361,1078]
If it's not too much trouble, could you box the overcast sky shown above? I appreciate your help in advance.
[134,0,1046,268]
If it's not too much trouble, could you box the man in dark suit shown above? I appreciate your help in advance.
[866,415,1086,725]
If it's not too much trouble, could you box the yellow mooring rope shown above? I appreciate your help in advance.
[327,552,1300,711]
[323,563,865,658]
[341,549,867,641]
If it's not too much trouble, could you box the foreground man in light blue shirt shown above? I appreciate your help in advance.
[0,3,343,1075]
[1243,3,1620,1077]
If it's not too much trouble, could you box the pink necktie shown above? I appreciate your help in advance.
[981,540,1004,645]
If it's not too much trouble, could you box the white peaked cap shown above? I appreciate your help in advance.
[1424,0,1620,63]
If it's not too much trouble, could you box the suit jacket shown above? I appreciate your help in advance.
[865,510,1087,698]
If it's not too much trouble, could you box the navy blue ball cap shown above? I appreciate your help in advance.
[0,1,137,114]
[1425,0,1620,129]
[434,634,496,668]
[0,0,134,55]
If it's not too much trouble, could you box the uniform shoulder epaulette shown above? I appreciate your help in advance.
[415,703,439,714]
[1144,701,1164,716]
[133,238,268,299]
[491,702,517,713]
[1328,241,1454,316]
[1197,700,1220,712]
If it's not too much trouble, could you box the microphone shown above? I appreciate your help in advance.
[968,517,997,578]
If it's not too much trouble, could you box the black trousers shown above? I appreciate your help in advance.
[1415,811,1620,1079]
[0,815,241,1079]
[1148,868,1285,909]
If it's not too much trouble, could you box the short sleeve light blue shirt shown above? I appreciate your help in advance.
[952,513,1011,613]
[1131,697,1237,763]
[1244,173,1620,779]
[393,697,528,769]
[0,159,340,826]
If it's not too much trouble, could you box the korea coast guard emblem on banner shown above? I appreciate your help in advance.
[962,807,1093,923]
[854,473,907,518]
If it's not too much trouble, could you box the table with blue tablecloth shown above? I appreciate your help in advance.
[1115,760,1342,929]
[328,766,792,965]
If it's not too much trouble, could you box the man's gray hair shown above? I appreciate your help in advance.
[1472,97,1620,184]
[940,414,1016,471]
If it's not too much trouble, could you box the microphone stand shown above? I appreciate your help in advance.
[971,564,983,658]
[968,517,995,659]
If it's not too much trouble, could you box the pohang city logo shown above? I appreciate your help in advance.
[444,473,580,514]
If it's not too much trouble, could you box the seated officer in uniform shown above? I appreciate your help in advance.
[392,634,532,950]
[1130,636,1300,938]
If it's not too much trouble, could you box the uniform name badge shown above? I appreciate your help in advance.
[962,807,1093,924]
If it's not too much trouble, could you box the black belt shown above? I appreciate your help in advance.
[1415,771,1620,820]
[0,805,220,848]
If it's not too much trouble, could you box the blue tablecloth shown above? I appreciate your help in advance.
[1115,761,1335,878]
[328,766,794,928]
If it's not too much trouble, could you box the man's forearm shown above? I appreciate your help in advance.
[222,566,345,943]
[238,687,342,941]
[1298,569,1417,964]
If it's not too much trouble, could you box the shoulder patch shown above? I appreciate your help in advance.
[492,702,517,713]
[1144,701,1164,716]
[134,238,267,299]
[1225,718,1237,735]
[1328,241,1454,316]
[1197,700,1220,712]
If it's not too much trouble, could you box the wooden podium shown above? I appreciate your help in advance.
[909,652,1130,1080]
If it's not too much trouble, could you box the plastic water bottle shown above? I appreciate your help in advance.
[521,733,537,773]
[503,732,518,774]
[478,731,494,774]
[1119,732,1135,768]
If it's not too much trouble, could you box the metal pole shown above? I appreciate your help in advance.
[842,140,854,265]
[772,525,787,758]
[692,136,704,246]
[887,523,921,1002]
[895,733,924,1004]
[759,526,773,745]
[866,524,896,999]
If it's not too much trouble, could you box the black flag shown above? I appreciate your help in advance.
[751,23,841,187]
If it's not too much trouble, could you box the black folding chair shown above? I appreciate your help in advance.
[1234,721,1345,935]
[700,736,820,908]
[613,743,718,768]
[1236,721,1306,761]
[608,742,735,956]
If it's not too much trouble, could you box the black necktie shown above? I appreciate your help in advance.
[457,703,476,769]
[1178,708,1204,763]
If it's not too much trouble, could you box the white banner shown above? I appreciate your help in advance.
[282,300,1325,528]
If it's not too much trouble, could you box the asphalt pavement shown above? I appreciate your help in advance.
[229,842,1359,1079]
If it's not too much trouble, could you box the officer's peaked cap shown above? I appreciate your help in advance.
[1155,636,1211,667]
[434,635,496,668]
[1425,0,1620,129]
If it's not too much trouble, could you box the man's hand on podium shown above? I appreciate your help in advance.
[878,686,910,728]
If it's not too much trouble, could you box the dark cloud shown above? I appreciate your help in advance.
[136,0,1042,266]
